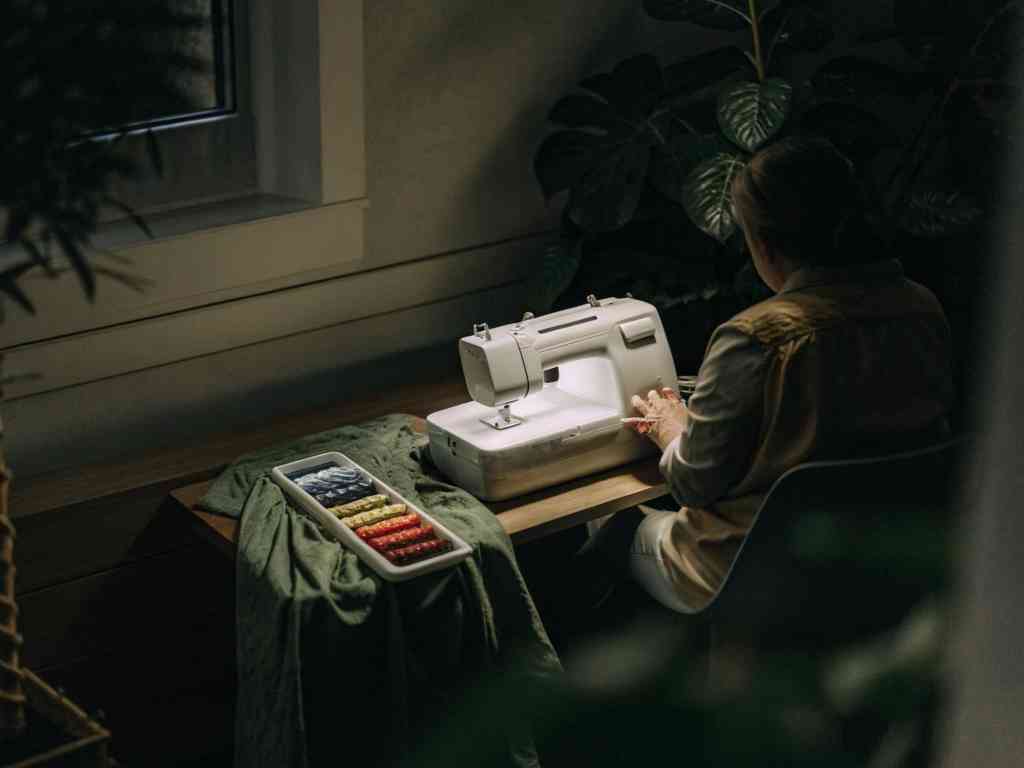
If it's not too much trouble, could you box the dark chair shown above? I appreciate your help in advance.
[697,437,971,652]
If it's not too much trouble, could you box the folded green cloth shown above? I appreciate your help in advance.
[198,414,562,768]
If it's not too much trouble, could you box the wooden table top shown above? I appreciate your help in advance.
[170,417,668,554]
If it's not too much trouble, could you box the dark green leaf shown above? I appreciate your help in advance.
[811,57,935,103]
[717,78,793,152]
[104,196,154,239]
[682,152,747,242]
[528,240,583,313]
[52,227,96,299]
[568,143,652,233]
[798,102,892,166]
[17,238,55,276]
[763,4,834,55]
[0,261,39,315]
[650,133,732,204]
[534,131,605,201]
[579,54,665,119]
[899,189,982,237]
[536,57,669,206]
[661,46,751,103]
[548,93,632,138]
[644,0,769,30]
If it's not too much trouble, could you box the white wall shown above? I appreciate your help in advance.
[2,1,722,482]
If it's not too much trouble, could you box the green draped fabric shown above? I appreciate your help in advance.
[198,414,562,768]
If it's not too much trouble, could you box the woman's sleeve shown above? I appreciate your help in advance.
[660,324,771,508]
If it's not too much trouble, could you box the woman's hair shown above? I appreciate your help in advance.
[731,136,882,267]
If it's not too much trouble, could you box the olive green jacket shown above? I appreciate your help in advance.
[657,259,953,610]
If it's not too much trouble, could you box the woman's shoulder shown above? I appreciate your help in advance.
[720,292,835,348]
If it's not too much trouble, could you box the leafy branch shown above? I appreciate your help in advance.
[534,0,1012,314]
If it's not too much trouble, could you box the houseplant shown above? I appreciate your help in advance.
[533,0,1018,371]
[0,0,207,740]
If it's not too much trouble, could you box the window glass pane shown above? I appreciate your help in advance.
[101,0,256,214]
[91,0,236,134]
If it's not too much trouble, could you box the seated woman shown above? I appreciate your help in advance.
[615,136,954,614]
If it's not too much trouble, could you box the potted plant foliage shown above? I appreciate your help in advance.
[533,0,1018,374]
[0,0,207,747]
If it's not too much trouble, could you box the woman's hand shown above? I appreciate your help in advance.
[627,387,688,452]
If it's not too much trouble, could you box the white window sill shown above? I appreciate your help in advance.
[92,192,332,251]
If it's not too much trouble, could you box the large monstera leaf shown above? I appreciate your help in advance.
[661,46,751,105]
[899,189,982,237]
[576,54,666,122]
[717,78,793,153]
[644,0,770,31]
[534,55,666,232]
[683,152,747,242]
[568,142,652,233]
[650,133,732,205]
[527,239,583,313]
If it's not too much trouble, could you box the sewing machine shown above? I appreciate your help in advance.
[426,295,678,501]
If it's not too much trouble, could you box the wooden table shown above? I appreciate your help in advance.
[170,417,668,556]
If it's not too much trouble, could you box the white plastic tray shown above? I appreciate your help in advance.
[270,451,472,582]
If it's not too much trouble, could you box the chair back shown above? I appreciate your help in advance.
[700,437,970,649]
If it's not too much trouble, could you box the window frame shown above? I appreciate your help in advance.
[80,0,241,144]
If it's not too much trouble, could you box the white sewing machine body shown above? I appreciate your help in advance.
[426,296,678,501]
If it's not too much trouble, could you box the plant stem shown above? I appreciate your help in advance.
[702,0,751,24]
[765,7,794,70]
[748,0,766,81]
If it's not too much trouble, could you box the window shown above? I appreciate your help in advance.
[101,0,259,216]
[83,0,239,138]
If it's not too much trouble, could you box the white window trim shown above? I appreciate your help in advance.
[253,0,366,207]
[2,0,367,350]
[85,0,367,249]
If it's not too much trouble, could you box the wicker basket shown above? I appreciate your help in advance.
[0,669,110,768]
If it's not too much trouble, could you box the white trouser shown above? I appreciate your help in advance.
[628,508,696,614]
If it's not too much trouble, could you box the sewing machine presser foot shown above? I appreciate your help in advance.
[481,404,522,430]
